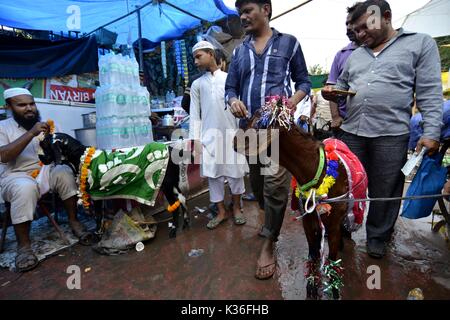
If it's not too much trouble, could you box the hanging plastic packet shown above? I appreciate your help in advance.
[401,147,427,176]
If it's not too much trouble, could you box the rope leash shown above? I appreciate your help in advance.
[296,193,450,220]
[321,193,450,204]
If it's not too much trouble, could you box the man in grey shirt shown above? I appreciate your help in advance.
[322,0,442,258]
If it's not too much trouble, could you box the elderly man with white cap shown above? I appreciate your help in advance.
[189,41,248,230]
[0,88,93,272]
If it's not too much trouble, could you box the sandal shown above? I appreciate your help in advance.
[233,213,247,225]
[206,216,228,230]
[255,261,276,280]
[70,221,94,246]
[242,193,257,201]
[15,247,39,272]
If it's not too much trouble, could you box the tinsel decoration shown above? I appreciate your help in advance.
[304,260,322,289]
[180,39,189,87]
[256,95,294,130]
[161,41,167,79]
[322,259,344,297]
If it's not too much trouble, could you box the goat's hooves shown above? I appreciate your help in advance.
[169,228,177,238]
[306,283,320,300]
[331,288,340,300]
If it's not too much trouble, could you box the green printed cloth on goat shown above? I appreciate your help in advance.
[86,143,169,206]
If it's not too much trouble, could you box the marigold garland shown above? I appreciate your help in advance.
[77,147,96,209]
[167,200,181,213]
[30,119,55,179]
[47,119,55,134]
[295,144,340,201]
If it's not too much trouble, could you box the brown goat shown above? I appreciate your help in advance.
[235,110,359,299]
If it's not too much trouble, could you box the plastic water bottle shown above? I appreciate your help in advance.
[130,56,140,85]
[134,116,152,146]
[96,117,104,148]
[135,87,149,117]
[94,86,104,117]
[98,54,109,86]
[103,85,115,118]
[130,87,139,117]
[116,91,127,117]
[110,116,121,149]
[110,54,120,85]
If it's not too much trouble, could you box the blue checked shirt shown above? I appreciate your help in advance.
[225,28,311,116]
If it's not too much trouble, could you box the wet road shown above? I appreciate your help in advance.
[0,189,449,300]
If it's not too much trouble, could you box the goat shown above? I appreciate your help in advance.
[38,132,189,238]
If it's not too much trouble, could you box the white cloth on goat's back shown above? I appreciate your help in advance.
[189,69,248,178]
[0,117,41,178]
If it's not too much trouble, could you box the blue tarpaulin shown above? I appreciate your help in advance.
[0,35,98,78]
[0,0,238,44]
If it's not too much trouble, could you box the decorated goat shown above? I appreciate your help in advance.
[38,132,189,238]
[234,96,368,299]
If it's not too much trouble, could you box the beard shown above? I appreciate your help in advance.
[13,109,41,131]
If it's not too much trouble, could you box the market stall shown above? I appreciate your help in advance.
[0,1,244,219]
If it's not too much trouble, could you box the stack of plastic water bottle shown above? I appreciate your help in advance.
[96,52,154,149]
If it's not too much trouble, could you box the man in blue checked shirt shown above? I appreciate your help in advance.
[225,0,311,280]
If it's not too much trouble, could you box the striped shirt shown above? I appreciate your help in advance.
[225,28,311,116]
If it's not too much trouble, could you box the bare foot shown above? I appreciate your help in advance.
[255,239,276,279]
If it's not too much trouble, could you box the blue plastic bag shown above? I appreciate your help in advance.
[401,153,447,219]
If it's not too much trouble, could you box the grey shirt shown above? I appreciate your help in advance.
[336,28,443,140]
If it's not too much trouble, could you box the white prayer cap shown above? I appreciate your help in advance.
[192,41,215,54]
[3,88,33,100]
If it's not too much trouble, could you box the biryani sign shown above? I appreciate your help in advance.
[50,85,95,103]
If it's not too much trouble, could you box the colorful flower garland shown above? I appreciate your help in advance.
[256,95,294,130]
[30,119,55,179]
[295,143,339,201]
[77,147,96,209]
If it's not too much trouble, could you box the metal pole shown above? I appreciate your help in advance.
[136,5,144,72]
[270,0,313,21]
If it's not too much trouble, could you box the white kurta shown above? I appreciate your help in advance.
[189,70,248,178]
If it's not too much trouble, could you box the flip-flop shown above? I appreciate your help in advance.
[206,216,228,230]
[15,247,39,272]
[242,193,257,201]
[255,261,276,280]
[233,213,247,225]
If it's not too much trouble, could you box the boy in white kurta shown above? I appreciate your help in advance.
[189,41,248,229]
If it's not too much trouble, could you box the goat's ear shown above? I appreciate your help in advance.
[51,140,63,165]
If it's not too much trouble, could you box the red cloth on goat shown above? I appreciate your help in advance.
[324,138,368,228]
[290,139,368,231]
